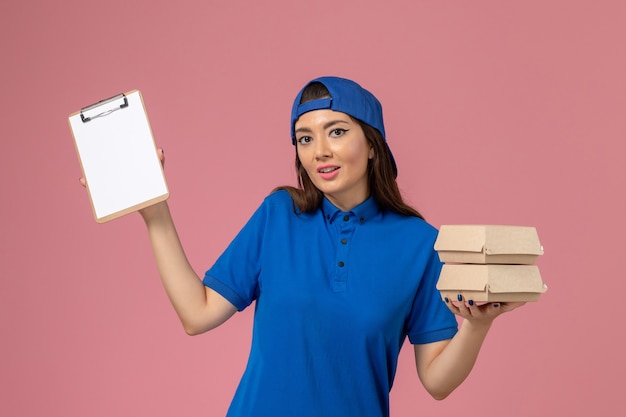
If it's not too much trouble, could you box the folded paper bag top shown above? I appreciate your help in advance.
[434,225,544,265]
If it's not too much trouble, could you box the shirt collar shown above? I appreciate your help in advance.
[321,196,380,224]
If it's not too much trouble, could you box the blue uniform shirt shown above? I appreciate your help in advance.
[203,190,458,417]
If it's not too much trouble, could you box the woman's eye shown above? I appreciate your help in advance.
[331,128,347,137]
[297,136,312,145]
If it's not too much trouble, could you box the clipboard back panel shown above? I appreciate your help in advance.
[69,90,169,222]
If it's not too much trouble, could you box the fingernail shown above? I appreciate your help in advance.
[444,297,449,303]
[493,303,500,308]
[468,299,474,306]
[457,294,463,302]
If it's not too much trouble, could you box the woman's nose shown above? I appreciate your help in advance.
[314,137,331,160]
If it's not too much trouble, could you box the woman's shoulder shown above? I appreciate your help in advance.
[258,189,303,215]
[263,189,294,206]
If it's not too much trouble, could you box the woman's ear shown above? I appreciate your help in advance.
[369,146,375,160]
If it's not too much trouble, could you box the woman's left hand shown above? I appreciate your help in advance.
[444,294,526,325]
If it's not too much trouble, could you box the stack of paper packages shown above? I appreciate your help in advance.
[435,225,548,302]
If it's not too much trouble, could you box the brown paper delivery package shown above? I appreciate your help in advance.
[434,225,548,302]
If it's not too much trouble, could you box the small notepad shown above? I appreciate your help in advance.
[69,90,169,223]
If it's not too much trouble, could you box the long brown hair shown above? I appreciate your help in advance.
[274,82,424,220]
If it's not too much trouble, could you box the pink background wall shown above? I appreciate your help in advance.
[2,1,624,416]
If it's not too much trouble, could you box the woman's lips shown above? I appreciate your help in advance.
[317,165,340,180]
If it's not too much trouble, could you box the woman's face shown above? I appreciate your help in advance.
[294,109,374,211]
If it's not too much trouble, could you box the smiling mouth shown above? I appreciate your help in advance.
[318,166,339,173]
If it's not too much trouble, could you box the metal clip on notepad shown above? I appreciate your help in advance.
[80,93,129,123]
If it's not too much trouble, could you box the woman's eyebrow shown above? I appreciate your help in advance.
[323,120,350,130]
[295,119,350,134]
[294,126,312,135]
[294,120,348,133]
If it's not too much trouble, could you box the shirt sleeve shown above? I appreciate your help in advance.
[202,200,268,311]
[406,248,458,345]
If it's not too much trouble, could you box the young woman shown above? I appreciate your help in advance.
[130,77,524,416]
